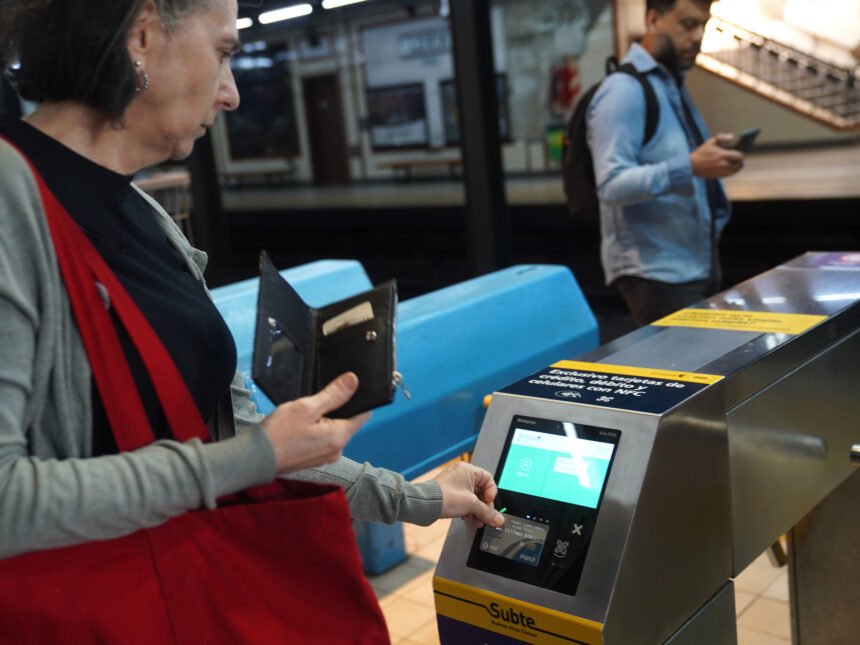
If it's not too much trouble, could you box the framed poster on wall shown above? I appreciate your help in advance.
[366,83,429,150]
[440,73,510,146]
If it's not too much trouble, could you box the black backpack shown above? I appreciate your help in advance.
[562,56,660,220]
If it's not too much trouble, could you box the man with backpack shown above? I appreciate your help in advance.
[583,0,744,326]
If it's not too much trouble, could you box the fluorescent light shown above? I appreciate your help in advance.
[815,292,860,302]
[242,40,268,52]
[258,4,313,24]
[322,0,367,8]
[236,17,253,29]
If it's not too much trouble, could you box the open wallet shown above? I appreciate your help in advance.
[252,251,405,418]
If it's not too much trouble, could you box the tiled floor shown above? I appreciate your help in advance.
[365,468,792,644]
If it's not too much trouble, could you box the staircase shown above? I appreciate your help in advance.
[698,16,860,131]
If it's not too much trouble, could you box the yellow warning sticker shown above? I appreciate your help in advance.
[551,360,723,385]
[651,308,826,335]
[434,576,603,644]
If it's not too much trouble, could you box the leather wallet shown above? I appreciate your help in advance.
[252,251,400,418]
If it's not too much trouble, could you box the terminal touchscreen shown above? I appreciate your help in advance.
[467,415,620,596]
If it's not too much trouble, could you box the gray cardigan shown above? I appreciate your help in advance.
[0,138,441,559]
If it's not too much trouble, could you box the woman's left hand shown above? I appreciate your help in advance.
[433,462,505,529]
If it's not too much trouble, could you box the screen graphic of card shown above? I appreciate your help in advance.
[478,515,549,567]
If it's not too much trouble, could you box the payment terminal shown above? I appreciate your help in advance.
[468,416,620,596]
[434,253,860,644]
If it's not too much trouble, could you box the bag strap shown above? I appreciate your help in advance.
[3,135,209,451]
[607,56,660,146]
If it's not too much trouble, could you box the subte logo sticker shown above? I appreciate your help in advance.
[488,602,537,630]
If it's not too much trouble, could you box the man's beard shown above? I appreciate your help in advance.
[652,33,698,74]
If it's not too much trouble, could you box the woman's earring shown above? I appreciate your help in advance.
[134,60,150,93]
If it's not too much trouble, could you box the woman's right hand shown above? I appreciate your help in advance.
[260,372,370,475]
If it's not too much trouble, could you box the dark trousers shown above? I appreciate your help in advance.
[613,263,722,327]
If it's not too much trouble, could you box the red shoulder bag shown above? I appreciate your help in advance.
[0,138,390,645]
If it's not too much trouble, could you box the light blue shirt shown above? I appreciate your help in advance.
[586,42,730,285]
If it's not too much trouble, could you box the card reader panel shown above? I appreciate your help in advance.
[467,415,621,596]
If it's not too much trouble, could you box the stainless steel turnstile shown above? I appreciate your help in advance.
[434,252,860,644]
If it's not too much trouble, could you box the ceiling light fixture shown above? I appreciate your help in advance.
[258,4,313,24]
[236,17,253,29]
[321,0,368,8]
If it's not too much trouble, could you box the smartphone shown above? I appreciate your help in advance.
[721,127,760,153]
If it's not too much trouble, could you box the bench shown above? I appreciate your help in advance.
[136,170,193,244]
[378,158,462,181]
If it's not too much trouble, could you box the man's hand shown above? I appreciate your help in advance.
[433,462,505,528]
[261,372,370,475]
[690,134,744,179]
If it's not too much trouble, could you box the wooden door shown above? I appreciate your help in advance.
[302,74,350,185]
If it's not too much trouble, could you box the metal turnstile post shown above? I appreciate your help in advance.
[788,469,860,645]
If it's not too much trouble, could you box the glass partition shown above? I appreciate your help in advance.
[213,0,613,199]
[226,41,300,160]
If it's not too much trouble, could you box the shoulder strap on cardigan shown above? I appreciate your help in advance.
[2,134,209,451]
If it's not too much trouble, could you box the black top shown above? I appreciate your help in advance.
[0,116,237,454]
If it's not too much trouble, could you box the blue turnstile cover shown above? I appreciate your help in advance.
[211,261,599,574]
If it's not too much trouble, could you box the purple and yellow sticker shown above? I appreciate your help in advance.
[501,360,722,415]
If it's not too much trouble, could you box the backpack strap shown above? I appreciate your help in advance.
[604,55,620,75]
[616,61,660,146]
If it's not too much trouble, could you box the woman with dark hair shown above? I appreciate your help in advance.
[0,0,502,639]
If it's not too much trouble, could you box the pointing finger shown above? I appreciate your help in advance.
[471,499,504,528]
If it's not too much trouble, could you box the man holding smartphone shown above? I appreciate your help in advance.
[586,0,745,326]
